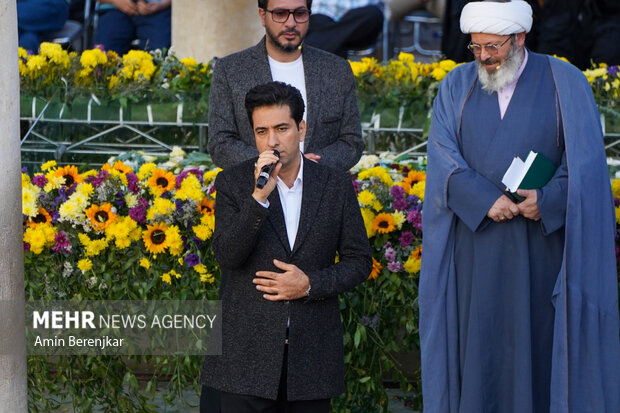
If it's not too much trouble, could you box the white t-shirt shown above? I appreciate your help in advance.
[268,55,308,153]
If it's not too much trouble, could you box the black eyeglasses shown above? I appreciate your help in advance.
[467,36,512,55]
[264,7,311,23]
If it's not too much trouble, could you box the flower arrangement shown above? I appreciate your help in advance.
[584,63,620,132]
[19,44,212,122]
[349,53,458,129]
[332,154,426,411]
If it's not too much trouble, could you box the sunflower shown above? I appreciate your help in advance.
[27,207,52,228]
[54,165,83,188]
[85,202,117,231]
[402,170,426,193]
[102,160,133,175]
[147,169,175,195]
[368,257,383,280]
[198,198,215,215]
[143,222,169,254]
[371,213,397,234]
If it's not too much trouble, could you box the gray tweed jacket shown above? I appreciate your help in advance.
[200,158,372,401]
[206,38,364,171]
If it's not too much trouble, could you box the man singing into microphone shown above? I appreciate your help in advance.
[200,81,371,412]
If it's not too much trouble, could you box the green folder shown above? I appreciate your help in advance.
[501,151,558,202]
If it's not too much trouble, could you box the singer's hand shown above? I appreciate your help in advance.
[252,150,281,204]
[254,259,310,301]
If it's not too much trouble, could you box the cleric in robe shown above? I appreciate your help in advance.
[419,1,620,412]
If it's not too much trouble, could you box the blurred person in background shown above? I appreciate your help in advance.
[94,0,171,54]
[305,0,385,58]
[17,0,69,52]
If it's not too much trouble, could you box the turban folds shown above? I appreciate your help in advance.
[460,1,533,35]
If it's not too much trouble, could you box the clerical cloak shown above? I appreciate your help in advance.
[420,52,620,413]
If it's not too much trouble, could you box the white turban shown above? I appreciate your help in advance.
[460,1,533,35]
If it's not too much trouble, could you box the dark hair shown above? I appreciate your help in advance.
[245,81,305,128]
[258,0,312,10]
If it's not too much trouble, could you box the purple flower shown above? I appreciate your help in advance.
[193,237,204,249]
[22,166,29,174]
[384,247,396,262]
[32,174,47,188]
[390,185,405,199]
[175,171,190,189]
[185,253,200,267]
[126,173,140,194]
[407,209,422,231]
[352,180,361,193]
[51,231,71,254]
[399,231,414,248]
[87,170,110,188]
[614,197,620,208]
[361,315,380,328]
[387,261,403,272]
[115,191,125,207]
[23,242,30,252]
[129,198,148,224]
[407,195,420,205]
[393,198,408,211]
[608,66,619,76]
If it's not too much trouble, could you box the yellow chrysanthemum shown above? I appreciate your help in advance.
[143,222,169,254]
[372,213,397,234]
[41,160,57,172]
[146,197,176,221]
[161,272,172,285]
[125,193,139,208]
[80,48,108,68]
[398,52,415,64]
[612,179,620,199]
[166,225,184,256]
[404,246,422,275]
[105,216,137,249]
[78,233,109,257]
[357,190,376,207]
[180,57,198,68]
[138,162,158,180]
[193,224,213,241]
[357,166,393,187]
[392,211,406,229]
[360,207,376,238]
[431,67,447,81]
[175,174,203,202]
[77,258,93,272]
[439,59,457,72]
[102,160,133,175]
[22,184,40,218]
[108,75,120,89]
[409,181,426,201]
[199,271,215,283]
[140,258,151,269]
[203,168,221,185]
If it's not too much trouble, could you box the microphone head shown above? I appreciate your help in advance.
[273,149,280,158]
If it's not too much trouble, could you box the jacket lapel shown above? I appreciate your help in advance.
[301,46,322,152]
[250,37,277,85]
[291,161,327,255]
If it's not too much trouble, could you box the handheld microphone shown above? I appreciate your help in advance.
[256,149,280,189]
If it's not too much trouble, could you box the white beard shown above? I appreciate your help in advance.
[477,43,524,94]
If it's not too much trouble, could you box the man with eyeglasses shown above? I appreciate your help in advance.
[420,1,620,412]
[206,0,364,173]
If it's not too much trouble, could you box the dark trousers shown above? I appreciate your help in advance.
[201,346,330,413]
[17,0,69,51]
[94,8,171,55]
[305,5,384,58]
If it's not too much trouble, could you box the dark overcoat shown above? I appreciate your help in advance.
[201,158,372,401]
[206,37,364,171]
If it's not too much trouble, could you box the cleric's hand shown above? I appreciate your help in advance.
[516,189,541,221]
[253,259,310,301]
[487,194,520,223]
[111,0,138,15]
[252,150,281,204]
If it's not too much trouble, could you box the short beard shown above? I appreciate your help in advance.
[477,41,524,94]
[266,26,304,53]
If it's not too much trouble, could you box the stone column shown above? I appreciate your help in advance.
[172,0,265,62]
[0,0,27,411]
